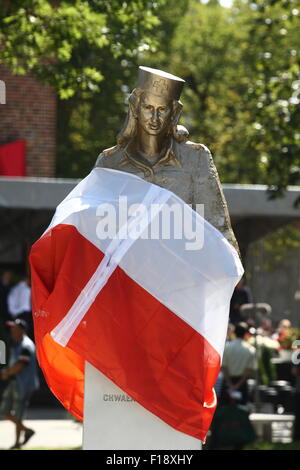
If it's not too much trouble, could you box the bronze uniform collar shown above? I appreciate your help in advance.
[120,141,182,177]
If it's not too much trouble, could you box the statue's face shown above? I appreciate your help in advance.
[138,92,172,136]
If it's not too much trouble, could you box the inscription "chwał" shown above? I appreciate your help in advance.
[103,393,135,402]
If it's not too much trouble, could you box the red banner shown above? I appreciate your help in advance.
[0,140,26,176]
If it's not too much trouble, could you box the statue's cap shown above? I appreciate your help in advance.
[137,66,185,101]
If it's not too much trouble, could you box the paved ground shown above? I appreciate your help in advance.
[0,407,296,449]
[0,408,82,450]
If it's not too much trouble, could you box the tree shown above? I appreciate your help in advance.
[155,0,300,196]
[54,0,188,177]
[0,0,170,177]
[0,0,161,98]
[237,0,300,198]
[55,0,188,177]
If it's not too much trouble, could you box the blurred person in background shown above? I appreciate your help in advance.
[209,322,257,450]
[0,270,14,399]
[7,274,33,340]
[0,270,13,322]
[248,320,279,386]
[226,322,235,342]
[221,322,256,404]
[292,350,300,442]
[259,318,273,338]
[213,323,236,406]
[0,319,39,449]
[273,318,291,345]
[229,278,252,325]
[249,319,279,351]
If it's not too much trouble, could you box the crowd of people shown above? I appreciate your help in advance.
[209,315,300,448]
[0,270,39,449]
[208,278,300,449]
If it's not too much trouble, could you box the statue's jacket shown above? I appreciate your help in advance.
[95,139,239,253]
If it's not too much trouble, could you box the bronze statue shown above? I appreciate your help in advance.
[96,66,238,252]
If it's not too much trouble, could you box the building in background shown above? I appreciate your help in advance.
[0,65,56,178]
[0,66,56,272]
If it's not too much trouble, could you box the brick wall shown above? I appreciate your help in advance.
[0,65,56,177]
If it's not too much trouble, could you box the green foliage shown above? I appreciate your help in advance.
[263,225,300,260]
[0,0,168,177]
[249,225,300,270]
[278,327,300,349]
[55,0,187,177]
[258,345,277,385]
[239,0,300,197]
[0,0,161,99]
[169,1,253,179]
[150,0,300,192]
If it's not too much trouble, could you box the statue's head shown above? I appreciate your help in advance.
[117,67,186,148]
[138,91,172,136]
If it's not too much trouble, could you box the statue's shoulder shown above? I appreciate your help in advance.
[184,140,212,156]
[176,140,212,168]
[95,145,124,168]
[175,140,216,179]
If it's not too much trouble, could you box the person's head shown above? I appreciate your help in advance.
[235,322,248,339]
[227,322,235,340]
[20,272,30,286]
[278,319,291,331]
[261,318,271,328]
[246,317,255,328]
[261,318,272,333]
[6,319,27,343]
[1,270,12,285]
[117,66,186,148]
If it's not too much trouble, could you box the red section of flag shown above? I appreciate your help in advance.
[30,224,220,441]
[0,140,26,177]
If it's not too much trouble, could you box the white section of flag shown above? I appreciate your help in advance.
[48,167,243,356]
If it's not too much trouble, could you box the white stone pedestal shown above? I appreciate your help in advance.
[83,362,202,450]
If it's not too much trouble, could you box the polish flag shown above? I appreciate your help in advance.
[29,167,243,441]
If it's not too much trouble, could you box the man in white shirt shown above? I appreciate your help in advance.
[7,276,33,339]
[0,319,39,449]
[221,322,256,404]
[8,277,31,318]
